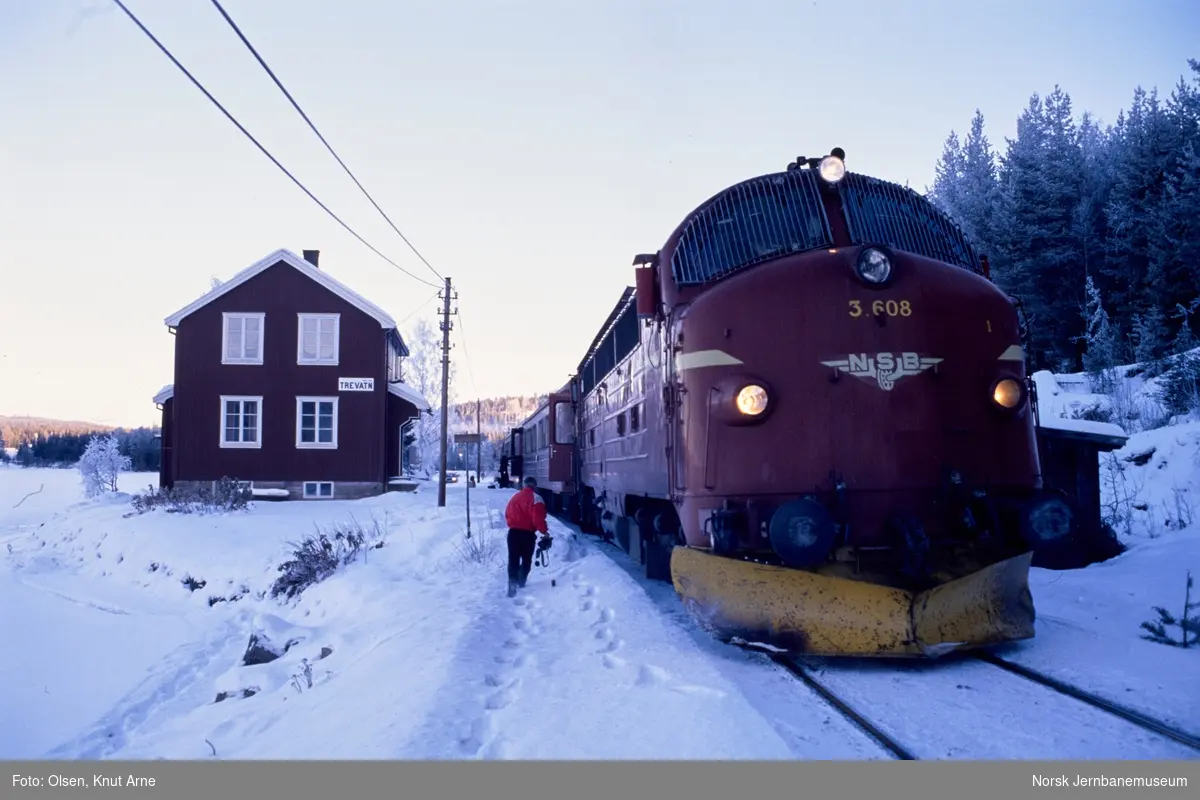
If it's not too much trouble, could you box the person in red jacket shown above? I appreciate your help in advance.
[504,476,550,596]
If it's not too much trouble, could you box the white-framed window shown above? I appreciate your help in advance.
[296,396,338,448]
[220,396,263,448]
[297,313,340,365]
[222,313,265,365]
[303,481,334,499]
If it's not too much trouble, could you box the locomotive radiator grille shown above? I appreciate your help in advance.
[671,169,833,286]
[836,174,983,274]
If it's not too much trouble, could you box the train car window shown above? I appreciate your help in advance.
[554,403,575,445]
[836,174,983,273]
[670,169,833,286]
[614,306,639,363]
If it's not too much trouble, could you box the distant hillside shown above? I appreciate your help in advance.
[0,415,115,447]
[449,395,547,440]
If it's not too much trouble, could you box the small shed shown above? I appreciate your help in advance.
[1033,416,1129,569]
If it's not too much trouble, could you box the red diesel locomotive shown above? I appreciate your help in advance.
[504,149,1073,657]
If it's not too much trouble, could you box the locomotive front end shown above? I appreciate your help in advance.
[657,154,1065,657]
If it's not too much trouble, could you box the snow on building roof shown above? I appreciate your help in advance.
[1038,415,1128,443]
[152,384,174,405]
[163,249,399,330]
[387,381,432,413]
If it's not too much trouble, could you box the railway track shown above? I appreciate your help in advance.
[972,651,1200,752]
[535,507,1200,759]
[769,654,918,759]
[770,650,1200,760]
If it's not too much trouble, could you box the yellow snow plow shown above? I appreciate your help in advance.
[670,546,1036,658]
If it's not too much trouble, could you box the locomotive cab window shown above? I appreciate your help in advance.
[554,403,575,445]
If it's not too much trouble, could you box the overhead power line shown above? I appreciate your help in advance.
[110,0,440,291]
[398,289,443,325]
[454,308,480,399]
[206,0,444,284]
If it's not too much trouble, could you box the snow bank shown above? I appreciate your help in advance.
[1,469,863,760]
[1012,373,1200,738]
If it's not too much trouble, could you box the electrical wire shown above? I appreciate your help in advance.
[109,0,441,291]
[453,305,480,400]
[206,0,444,284]
[398,289,443,325]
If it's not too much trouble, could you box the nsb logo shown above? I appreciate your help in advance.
[820,352,943,391]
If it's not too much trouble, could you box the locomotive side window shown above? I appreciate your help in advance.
[554,403,575,445]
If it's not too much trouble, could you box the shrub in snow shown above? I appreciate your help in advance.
[210,476,253,511]
[270,515,386,600]
[78,434,132,498]
[129,477,252,515]
[1156,352,1200,419]
[1140,571,1198,649]
[452,525,502,567]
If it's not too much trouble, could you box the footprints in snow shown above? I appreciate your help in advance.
[573,574,722,698]
[463,571,727,757]
[572,576,624,658]
[461,594,543,757]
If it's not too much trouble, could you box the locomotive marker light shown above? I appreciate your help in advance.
[768,497,838,568]
[736,384,769,416]
[855,246,893,285]
[1022,494,1075,546]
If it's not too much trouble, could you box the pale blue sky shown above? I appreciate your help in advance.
[1,0,1196,428]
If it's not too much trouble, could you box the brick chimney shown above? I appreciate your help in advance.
[302,249,320,268]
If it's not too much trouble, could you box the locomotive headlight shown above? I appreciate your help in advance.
[818,154,846,183]
[856,247,892,284]
[735,384,769,416]
[992,378,1023,409]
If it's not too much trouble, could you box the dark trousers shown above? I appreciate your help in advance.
[507,528,538,587]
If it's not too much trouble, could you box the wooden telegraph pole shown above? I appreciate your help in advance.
[437,277,454,507]
[476,398,482,481]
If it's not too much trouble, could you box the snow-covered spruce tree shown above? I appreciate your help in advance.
[78,433,132,498]
[1170,298,1200,355]
[1140,571,1198,649]
[1132,306,1169,374]
[1080,275,1116,391]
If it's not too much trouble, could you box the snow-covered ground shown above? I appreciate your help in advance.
[1,365,1197,759]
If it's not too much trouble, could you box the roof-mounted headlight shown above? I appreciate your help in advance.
[818,154,846,183]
